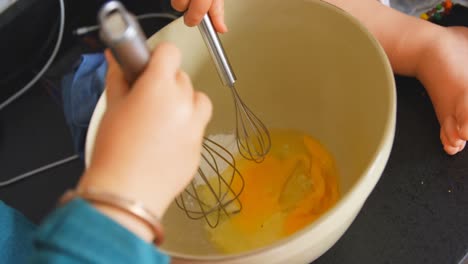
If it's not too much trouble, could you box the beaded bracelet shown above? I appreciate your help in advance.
[59,188,164,245]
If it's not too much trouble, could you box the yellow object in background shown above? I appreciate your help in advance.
[206,130,340,253]
[420,13,429,20]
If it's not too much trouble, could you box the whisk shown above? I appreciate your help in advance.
[199,15,272,163]
[175,137,245,228]
[98,1,246,227]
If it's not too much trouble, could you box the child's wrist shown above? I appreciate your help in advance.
[78,168,173,219]
[92,203,155,242]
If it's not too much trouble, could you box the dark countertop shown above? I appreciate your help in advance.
[0,4,467,264]
[315,76,468,264]
[0,87,83,223]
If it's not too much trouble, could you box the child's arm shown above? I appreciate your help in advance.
[325,0,444,77]
[326,0,468,155]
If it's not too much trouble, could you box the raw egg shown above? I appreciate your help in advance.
[202,129,340,253]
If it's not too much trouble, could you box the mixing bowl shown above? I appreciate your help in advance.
[85,0,396,262]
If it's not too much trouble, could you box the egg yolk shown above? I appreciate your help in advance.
[204,129,340,254]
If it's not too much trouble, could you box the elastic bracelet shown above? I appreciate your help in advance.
[59,188,164,245]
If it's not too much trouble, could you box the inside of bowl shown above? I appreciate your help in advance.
[149,0,394,257]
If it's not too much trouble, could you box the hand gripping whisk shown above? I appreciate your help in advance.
[198,15,272,163]
[98,1,246,228]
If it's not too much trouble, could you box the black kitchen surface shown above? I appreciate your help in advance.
[315,76,468,264]
[0,2,467,264]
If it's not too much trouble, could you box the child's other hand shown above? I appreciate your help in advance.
[418,27,468,155]
[171,0,227,33]
[79,43,212,218]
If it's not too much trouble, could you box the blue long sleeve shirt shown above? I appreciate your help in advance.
[0,199,170,264]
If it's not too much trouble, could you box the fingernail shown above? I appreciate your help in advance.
[445,145,457,155]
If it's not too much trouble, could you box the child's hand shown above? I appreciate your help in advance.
[417,27,468,155]
[171,0,227,33]
[79,43,212,220]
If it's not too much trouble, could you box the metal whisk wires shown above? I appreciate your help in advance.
[198,14,272,163]
[231,87,271,163]
[175,137,245,228]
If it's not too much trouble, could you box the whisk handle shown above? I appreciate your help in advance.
[98,1,150,85]
[198,14,237,88]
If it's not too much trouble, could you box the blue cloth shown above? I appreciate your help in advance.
[0,201,36,264]
[31,199,170,264]
[61,53,108,159]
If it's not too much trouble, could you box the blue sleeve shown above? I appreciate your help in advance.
[0,201,36,264]
[31,199,170,264]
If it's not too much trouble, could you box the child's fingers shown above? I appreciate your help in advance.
[455,95,468,140]
[209,0,227,33]
[458,140,466,152]
[176,70,191,86]
[192,91,213,130]
[440,129,459,155]
[105,50,130,104]
[442,115,464,147]
[184,0,211,26]
[176,70,195,101]
[137,43,182,91]
[171,0,190,12]
[174,70,212,129]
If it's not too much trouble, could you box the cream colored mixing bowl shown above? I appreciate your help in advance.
[85,0,396,262]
